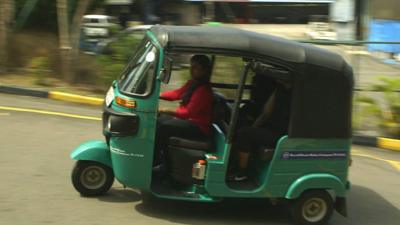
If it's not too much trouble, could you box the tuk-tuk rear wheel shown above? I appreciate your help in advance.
[290,190,333,225]
[72,161,114,196]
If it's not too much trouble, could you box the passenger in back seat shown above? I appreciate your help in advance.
[154,55,214,169]
[229,80,292,181]
[238,74,276,128]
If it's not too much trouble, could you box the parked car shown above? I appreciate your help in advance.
[82,15,120,38]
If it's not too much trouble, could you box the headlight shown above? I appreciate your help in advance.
[105,86,114,107]
[107,116,112,131]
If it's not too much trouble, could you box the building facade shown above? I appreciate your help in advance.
[358,0,400,54]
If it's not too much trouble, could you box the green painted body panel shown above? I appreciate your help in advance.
[263,137,350,198]
[108,34,164,190]
[110,83,160,190]
[112,79,159,113]
[205,136,350,199]
[70,140,112,168]
[110,92,158,190]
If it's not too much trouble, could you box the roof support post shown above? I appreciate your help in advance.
[227,62,251,143]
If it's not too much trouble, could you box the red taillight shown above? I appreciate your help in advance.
[198,160,207,165]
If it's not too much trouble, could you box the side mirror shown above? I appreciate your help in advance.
[160,56,172,84]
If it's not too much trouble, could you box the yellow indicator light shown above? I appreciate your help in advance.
[115,97,136,108]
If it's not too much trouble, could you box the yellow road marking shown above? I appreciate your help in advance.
[0,106,101,121]
[0,112,10,116]
[388,161,400,171]
[351,150,400,171]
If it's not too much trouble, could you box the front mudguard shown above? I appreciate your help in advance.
[70,140,112,168]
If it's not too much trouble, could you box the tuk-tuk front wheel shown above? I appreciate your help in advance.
[290,190,333,225]
[71,161,114,196]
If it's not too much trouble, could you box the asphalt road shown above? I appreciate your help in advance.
[0,94,399,225]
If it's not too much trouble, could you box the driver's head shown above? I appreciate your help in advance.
[190,55,211,82]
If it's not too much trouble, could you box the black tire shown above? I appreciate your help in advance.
[290,190,334,225]
[71,161,114,196]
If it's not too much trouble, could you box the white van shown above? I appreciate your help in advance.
[82,15,119,37]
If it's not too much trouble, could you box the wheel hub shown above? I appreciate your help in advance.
[302,198,327,222]
[80,166,107,190]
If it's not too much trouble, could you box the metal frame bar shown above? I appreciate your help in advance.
[226,63,251,143]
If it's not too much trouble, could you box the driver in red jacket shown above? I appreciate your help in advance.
[154,55,214,170]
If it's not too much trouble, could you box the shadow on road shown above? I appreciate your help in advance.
[135,196,290,225]
[128,185,400,225]
[96,187,142,203]
[332,185,400,225]
[84,183,400,225]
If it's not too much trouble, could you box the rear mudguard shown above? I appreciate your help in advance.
[285,173,346,199]
[286,174,348,217]
[70,140,112,168]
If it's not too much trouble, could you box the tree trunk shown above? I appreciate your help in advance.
[56,0,72,81]
[68,0,92,83]
[0,0,15,74]
[0,2,7,73]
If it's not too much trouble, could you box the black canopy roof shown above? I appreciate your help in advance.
[150,25,354,139]
[151,25,345,71]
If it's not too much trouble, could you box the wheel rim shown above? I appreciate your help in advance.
[80,165,107,190]
[302,197,328,222]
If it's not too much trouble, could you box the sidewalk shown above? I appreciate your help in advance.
[0,84,104,106]
[1,83,399,152]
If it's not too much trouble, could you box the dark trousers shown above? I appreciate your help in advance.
[235,127,281,153]
[154,114,206,164]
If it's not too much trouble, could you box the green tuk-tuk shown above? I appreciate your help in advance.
[71,25,353,225]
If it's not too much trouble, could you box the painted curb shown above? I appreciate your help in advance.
[48,91,103,106]
[1,84,399,152]
[0,84,103,106]
[353,135,400,152]
[377,137,400,152]
[352,135,377,147]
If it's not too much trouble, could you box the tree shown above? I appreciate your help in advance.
[57,0,95,83]
[357,77,400,138]
[56,0,71,81]
[0,0,15,73]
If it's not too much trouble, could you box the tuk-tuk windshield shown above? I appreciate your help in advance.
[118,40,158,96]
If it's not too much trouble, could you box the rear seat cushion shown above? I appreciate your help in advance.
[169,137,213,151]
